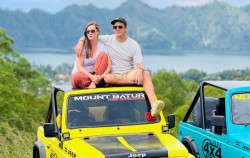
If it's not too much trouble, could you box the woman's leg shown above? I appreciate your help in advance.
[92,51,108,75]
[87,82,96,89]
[71,72,91,89]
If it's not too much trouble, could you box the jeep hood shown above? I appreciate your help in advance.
[83,133,167,158]
[64,133,191,157]
[64,133,175,158]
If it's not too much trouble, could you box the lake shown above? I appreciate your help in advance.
[19,49,250,74]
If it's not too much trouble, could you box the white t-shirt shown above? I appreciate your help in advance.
[71,41,107,74]
[99,34,143,74]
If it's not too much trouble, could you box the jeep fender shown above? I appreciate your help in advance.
[33,140,46,158]
[181,135,199,158]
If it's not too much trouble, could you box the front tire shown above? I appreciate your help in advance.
[182,135,200,158]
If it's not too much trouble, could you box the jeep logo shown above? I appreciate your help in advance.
[202,139,222,158]
[128,153,146,157]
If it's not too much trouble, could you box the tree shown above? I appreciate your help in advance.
[152,69,198,115]
[180,69,207,83]
[0,27,51,131]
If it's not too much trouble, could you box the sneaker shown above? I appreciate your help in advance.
[151,100,165,116]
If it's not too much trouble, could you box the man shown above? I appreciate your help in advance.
[75,18,165,116]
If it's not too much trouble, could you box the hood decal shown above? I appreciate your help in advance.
[117,136,137,152]
[83,133,168,158]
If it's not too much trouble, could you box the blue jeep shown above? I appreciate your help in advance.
[178,81,250,158]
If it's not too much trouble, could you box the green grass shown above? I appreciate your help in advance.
[0,122,36,157]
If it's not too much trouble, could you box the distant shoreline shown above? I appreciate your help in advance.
[19,49,250,74]
[16,47,250,56]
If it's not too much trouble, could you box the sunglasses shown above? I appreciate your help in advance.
[113,25,124,29]
[86,29,96,34]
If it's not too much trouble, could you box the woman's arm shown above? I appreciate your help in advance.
[76,54,98,83]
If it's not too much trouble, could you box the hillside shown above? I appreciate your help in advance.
[1,0,250,52]
[0,28,51,157]
[1,25,250,157]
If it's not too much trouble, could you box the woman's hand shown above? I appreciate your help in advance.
[96,75,104,84]
[90,74,98,84]
[90,74,104,84]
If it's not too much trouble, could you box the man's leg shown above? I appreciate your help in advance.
[142,71,165,116]
[104,70,137,85]
[105,70,164,116]
[142,71,155,105]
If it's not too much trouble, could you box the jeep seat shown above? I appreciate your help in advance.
[105,101,137,123]
[67,102,95,127]
[192,97,218,129]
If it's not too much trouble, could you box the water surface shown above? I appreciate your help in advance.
[19,49,250,73]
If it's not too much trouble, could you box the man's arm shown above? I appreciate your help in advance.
[75,36,85,57]
[133,62,144,85]
[137,62,145,71]
[75,35,107,57]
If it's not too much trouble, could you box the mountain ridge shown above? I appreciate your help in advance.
[1,0,250,52]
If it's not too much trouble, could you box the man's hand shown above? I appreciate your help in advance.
[75,40,84,57]
[133,69,143,85]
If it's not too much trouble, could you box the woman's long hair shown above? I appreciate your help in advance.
[84,22,100,58]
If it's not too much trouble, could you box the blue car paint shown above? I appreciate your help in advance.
[178,81,250,158]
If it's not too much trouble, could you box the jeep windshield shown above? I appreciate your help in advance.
[232,93,250,125]
[67,91,160,128]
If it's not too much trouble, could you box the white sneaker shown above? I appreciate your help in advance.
[151,100,165,116]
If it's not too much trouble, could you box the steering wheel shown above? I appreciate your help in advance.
[233,113,250,122]
[68,110,96,127]
[67,110,82,127]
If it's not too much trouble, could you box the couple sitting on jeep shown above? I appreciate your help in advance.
[71,18,164,117]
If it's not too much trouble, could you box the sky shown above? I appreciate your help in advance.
[0,0,250,13]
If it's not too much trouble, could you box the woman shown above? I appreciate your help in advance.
[71,22,111,89]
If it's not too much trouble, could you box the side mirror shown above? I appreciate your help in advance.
[44,123,57,137]
[211,115,225,127]
[211,115,226,135]
[168,114,175,129]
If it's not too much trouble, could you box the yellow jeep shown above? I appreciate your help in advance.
[33,86,193,158]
